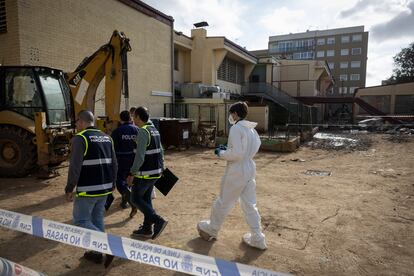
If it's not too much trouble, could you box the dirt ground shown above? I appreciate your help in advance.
[1,133,414,276]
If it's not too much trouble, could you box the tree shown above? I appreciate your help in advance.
[388,42,414,84]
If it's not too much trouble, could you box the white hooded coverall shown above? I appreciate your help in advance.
[207,119,265,243]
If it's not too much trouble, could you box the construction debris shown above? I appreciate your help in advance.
[305,170,332,176]
[370,168,400,178]
[290,158,306,162]
[306,131,372,151]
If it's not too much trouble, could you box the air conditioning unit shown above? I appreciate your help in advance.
[181,83,220,98]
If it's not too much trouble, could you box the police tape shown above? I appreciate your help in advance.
[0,257,46,276]
[0,209,290,276]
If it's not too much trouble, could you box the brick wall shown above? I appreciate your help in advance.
[10,0,173,116]
[0,0,20,65]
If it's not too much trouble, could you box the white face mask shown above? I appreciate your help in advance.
[228,114,236,125]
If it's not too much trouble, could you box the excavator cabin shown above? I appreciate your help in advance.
[0,66,74,176]
[0,30,131,177]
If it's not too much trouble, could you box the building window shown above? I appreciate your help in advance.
[395,95,414,114]
[352,48,362,55]
[317,38,325,45]
[292,51,313,59]
[339,87,348,94]
[327,37,335,45]
[340,74,348,81]
[328,62,334,69]
[217,57,245,84]
[341,49,349,56]
[340,62,348,69]
[317,51,324,57]
[269,39,315,53]
[327,50,335,57]
[352,34,362,42]
[349,87,358,94]
[0,0,6,33]
[341,36,350,43]
[174,50,179,70]
[350,74,360,81]
[351,61,361,68]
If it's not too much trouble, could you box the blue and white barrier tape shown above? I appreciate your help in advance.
[0,257,46,276]
[0,209,289,276]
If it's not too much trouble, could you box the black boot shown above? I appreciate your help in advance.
[104,254,115,268]
[152,217,168,240]
[131,224,153,239]
[83,251,103,264]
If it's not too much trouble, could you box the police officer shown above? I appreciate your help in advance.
[65,110,117,264]
[127,106,167,240]
[110,110,139,217]
[130,106,156,200]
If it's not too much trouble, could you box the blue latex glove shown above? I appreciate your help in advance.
[218,144,227,150]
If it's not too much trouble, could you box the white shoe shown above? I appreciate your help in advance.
[197,220,218,241]
[151,189,156,199]
[242,233,267,250]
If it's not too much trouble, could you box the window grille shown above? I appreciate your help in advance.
[0,0,7,33]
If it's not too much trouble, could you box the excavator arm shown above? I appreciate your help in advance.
[65,30,131,131]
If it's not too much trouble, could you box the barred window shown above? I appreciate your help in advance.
[0,0,6,33]
[217,57,245,84]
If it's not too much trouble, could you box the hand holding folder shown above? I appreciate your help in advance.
[154,168,179,196]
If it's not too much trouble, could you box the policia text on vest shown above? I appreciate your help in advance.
[75,129,115,197]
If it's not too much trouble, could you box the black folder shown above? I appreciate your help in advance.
[154,168,179,196]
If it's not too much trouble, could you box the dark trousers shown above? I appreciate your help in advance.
[116,170,129,195]
[130,178,160,229]
[116,156,134,195]
[114,158,134,207]
[105,168,131,209]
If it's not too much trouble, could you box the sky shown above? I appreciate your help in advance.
[142,0,414,86]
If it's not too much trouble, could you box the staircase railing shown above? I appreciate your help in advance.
[241,82,302,114]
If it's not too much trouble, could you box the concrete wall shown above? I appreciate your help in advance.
[247,106,268,132]
[190,29,225,85]
[355,82,414,115]
[280,64,309,81]
[0,0,20,65]
[8,0,173,117]
[186,28,256,93]
[174,32,192,85]
[300,81,317,96]
[281,82,298,96]
[270,60,329,97]
[174,50,191,84]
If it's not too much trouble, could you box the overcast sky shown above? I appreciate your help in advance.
[143,0,414,86]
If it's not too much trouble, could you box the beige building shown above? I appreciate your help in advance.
[174,28,257,95]
[246,54,333,123]
[249,55,333,97]
[273,59,333,97]
[173,27,258,134]
[0,0,174,117]
[268,26,368,96]
[355,82,414,116]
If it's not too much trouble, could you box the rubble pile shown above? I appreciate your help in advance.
[384,127,414,143]
[306,131,373,151]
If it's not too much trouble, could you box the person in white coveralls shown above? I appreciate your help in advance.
[197,102,267,250]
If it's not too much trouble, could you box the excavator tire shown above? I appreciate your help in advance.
[0,125,37,177]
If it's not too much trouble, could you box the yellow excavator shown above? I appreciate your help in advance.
[0,30,131,177]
